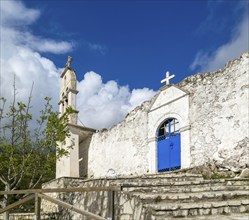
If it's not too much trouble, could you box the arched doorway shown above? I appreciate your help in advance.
[157,118,181,172]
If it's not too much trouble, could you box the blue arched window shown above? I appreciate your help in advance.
[158,118,180,141]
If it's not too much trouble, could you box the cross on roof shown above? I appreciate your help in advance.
[161,71,175,85]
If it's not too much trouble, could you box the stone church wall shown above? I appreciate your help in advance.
[87,100,154,178]
[84,52,248,178]
[178,52,249,170]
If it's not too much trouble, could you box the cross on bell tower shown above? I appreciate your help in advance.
[161,71,175,85]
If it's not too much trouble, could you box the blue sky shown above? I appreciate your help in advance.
[0,0,248,129]
[24,0,248,88]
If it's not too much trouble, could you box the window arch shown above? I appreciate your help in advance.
[158,118,180,139]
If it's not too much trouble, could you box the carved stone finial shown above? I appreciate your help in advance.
[66,56,72,68]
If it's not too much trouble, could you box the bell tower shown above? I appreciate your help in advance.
[56,56,96,178]
[59,56,79,124]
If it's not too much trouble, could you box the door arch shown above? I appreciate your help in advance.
[157,118,181,172]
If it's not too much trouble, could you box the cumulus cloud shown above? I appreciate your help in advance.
[0,0,40,26]
[0,1,156,129]
[0,1,72,117]
[77,72,156,129]
[190,13,249,72]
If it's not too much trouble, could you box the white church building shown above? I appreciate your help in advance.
[56,52,249,179]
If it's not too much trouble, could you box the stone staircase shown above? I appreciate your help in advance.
[42,172,249,219]
[118,173,249,220]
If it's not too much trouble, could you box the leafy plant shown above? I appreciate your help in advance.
[0,82,74,219]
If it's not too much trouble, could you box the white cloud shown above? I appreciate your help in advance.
[0,0,40,26]
[77,71,156,129]
[20,32,74,54]
[190,14,249,72]
[0,1,156,130]
[0,1,72,118]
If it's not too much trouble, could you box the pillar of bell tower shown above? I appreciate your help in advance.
[59,56,79,124]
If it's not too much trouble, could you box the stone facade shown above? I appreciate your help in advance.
[57,52,249,179]
[86,100,152,178]
[178,52,249,170]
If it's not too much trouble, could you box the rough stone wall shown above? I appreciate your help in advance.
[84,52,248,178]
[87,100,154,178]
[178,52,249,170]
[42,177,141,220]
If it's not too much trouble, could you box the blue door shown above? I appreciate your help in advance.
[157,118,181,172]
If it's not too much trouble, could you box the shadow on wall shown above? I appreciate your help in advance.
[79,136,93,178]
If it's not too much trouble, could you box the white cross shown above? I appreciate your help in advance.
[161,71,175,85]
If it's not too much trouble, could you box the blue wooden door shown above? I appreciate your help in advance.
[157,118,181,172]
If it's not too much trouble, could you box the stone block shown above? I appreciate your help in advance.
[239,168,249,178]
[241,200,249,205]
[211,208,218,215]
[120,214,132,220]
[172,209,188,217]
[239,206,247,213]
[230,206,240,213]
[227,200,241,206]
[212,201,227,208]
[201,208,211,215]
[223,206,230,214]
[189,208,198,216]
[217,207,224,214]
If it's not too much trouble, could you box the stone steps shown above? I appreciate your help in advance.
[119,177,249,219]
[182,213,249,220]
[125,185,249,195]
[43,173,249,219]
[144,199,249,219]
[122,178,249,193]
[117,173,204,185]
[133,190,249,204]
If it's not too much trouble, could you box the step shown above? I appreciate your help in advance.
[118,174,204,185]
[182,213,249,220]
[134,190,249,204]
[145,199,249,218]
[123,185,249,195]
[150,213,249,220]
[122,179,249,192]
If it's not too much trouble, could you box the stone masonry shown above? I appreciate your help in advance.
[82,52,249,178]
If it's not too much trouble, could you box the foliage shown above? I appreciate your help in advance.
[0,85,74,211]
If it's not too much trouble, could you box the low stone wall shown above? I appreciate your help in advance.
[42,177,116,220]
[0,213,52,220]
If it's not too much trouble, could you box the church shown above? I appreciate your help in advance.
[56,52,249,179]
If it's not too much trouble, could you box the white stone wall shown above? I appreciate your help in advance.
[178,52,249,169]
[84,52,249,178]
[87,101,152,178]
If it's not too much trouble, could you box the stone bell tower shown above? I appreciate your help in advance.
[56,56,80,178]
[59,56,79,124]
[56,56,96,178]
